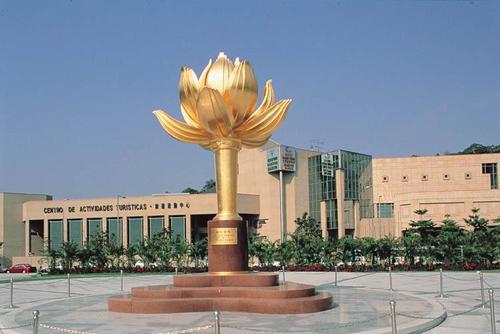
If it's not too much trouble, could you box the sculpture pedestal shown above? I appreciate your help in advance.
[207,219,248,273]
[108,219,333,314]
[108,272,333,314]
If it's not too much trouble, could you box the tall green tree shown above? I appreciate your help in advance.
[290,213,324,265]
[60,241,80,272]
[435,216,464,265]
[464,208,500,265]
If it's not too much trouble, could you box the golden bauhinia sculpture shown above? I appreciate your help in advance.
[153,52,292,221]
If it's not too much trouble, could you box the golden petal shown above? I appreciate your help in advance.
[178,67,201,128]
[152,109,210,144]
[205,52,234,94]
[241,136,271,148]
[198,59,212,88]
[196,87,234,137]
[180,105,200,129]
[247,80,275,121]
[225,60,258,126]
[236,99,292,140]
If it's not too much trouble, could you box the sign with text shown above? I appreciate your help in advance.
[321,154,334,177]
[210,228,238,245]
[266,146,296,173]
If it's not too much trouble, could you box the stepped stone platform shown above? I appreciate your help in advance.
[108,272,333,314]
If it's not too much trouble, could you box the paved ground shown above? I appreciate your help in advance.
[0,271,498,333]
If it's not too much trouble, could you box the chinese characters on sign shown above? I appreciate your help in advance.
[210,228,238,245]
[266,146,296,173]
[321,154,334,177]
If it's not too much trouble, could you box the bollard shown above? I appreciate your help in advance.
[214,310,220,334]
[479,271,485,308]
[32,310,40,334]
[438,268,444,298]
[488,289,496,334]
[334,265,338,287]
[175,267,178,276]
[120,269,124,291]
[282,265,286,285]
[9,277,17,308]
[67,273,71,297]
[389,300,397,334]
[389,266,393,291]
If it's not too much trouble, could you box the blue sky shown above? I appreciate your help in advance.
[1,1,499,199]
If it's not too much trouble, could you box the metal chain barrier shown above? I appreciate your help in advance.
[442,273,479,282]
[0,323,32,330]
[393,271,440,277]
[220,314,389,332]
[40,323,97,334]
[157,325,213,334]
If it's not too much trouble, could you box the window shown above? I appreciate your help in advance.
[482,163,498,189]
[148,216,164,237]
[169,216,186,240]
[465,172,472,180]
[48,219,63,250]
[421,174,428,181]
[377,203,394,218]
[67,219,82,246]
[382,176,389,183]
[107,217,123,246]
[443,174,450,180]
[401,175,408,182]
[128,217,143,246]
[87,218,102,243]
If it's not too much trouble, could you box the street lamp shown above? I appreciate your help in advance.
[116,195,126,246]
[378,195,382,239]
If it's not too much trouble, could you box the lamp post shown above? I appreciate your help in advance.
[378,196,382,239]
[116,196,126,247]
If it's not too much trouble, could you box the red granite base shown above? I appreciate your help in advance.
[108,273,333,314]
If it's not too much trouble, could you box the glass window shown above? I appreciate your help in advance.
[48,219,63,250]
[107,217,123,246]
[377,203,394,218]
[482,163,498,189]
[128,217,143,245]
[67,219,82,246]
[148,216,164,237]
[87,218,102,242]
[170,216,186,240]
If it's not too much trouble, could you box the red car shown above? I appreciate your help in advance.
[5,264,35,273]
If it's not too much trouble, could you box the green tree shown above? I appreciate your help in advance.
[60,241,80,272]
[181,187,200,194]
[200,179,216,193]
[464,208,500,266]
[125,244,138,268]
[171,238,189,269]
[136,237,160,269]
[250,235,276,267]
[189,238,208,267]
[377,236,399,265]
[88,231,110,269]
[401,230,421,266]
[408,209,438,264]
[337,237,362,263]
[290,213,323,265]
[42,243,61,272]
[157,235,173,269]
[276,239,296,268]
[359,237,378,265]
[435,216,464,265]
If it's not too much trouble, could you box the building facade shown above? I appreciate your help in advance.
[358,153,500,238]
[0,193,259,267]
[1,143,499,267]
